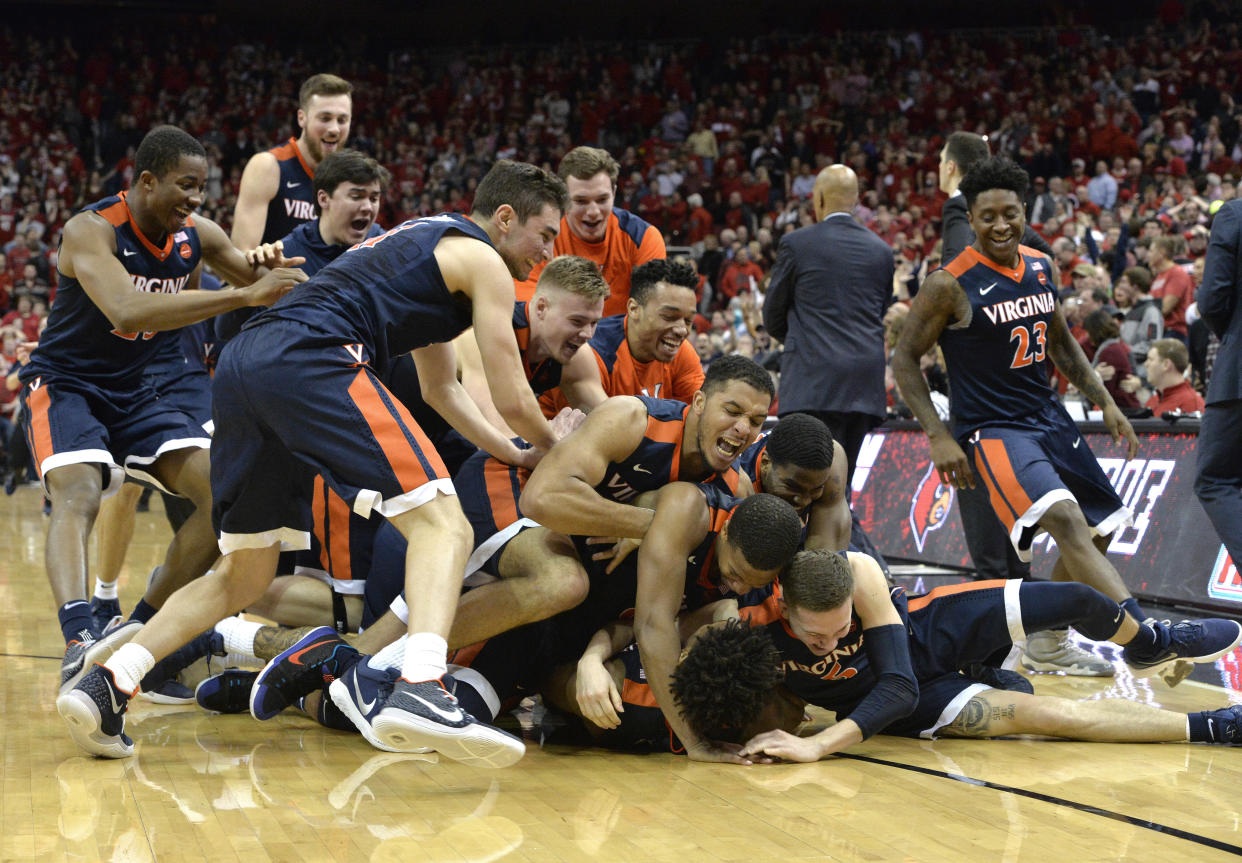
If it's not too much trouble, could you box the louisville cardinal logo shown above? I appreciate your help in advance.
[909,462,955,552]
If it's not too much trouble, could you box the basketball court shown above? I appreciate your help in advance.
[4,486,1241,862]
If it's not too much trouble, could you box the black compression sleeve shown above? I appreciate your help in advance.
[843,623,919,739]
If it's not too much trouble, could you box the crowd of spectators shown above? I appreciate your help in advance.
[1,2,1239,432]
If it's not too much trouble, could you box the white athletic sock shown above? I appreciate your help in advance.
[106,643,155,693]
[93,579,119,601]
[368,635,407,673]
[401,632,447,683]
[214,617,264,658]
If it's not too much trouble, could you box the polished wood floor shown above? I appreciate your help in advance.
[3,484,1242,862]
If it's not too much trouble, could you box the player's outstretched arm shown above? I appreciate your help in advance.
[520,396,654,539]
[230,151,279,251]
[741,554,913,763]
[196,215,307,303]
[804,440,852,552]
[634,483,750,764]
[413,341,533,468]
[61,212,303,334]
[441,236,557,451]
[452,328,517,438]
[892,269,975,488]
[570,620,633,730]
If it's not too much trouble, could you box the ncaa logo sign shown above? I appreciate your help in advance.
[1207,545,1242,604]
[909,463,955,553]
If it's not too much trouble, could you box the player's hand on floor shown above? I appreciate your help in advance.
[575,659,623,729]
[739,729,823,763]
[686,740,763,765]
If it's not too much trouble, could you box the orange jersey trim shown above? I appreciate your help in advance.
[117,191,174,261]
[621,677,659,709]
[271,138,315,178]
[313,476,356,581]
[944,246,1027,283]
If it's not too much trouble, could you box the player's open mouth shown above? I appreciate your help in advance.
[659,335,682,352]
[350,217,370,231]
[174,208,192,222]
[322,139,339,151]
[715,436,744,459]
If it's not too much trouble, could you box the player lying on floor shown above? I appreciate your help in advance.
[670,549,1242,762]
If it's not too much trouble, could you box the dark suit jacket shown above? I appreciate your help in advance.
[1199,198,1242,404]
[764,212,894,417]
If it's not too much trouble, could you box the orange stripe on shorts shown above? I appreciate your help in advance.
[482,458,520,532]
[26,384,54,476]
[346,370,446,492]
[325,484,354,581]
[906,578,1009,612]
[975,439,1034,529]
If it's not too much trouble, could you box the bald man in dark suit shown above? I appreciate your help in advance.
[764,165,894,483]
[763,164,893,571]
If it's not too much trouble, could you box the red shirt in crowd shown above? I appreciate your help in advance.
[1150,264,1194,336]
[1146,379,1204,414]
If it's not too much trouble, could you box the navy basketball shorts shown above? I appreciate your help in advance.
[290,475,377,601]
[20,372,210,496]
[210,321,454,555]
[145,365,213,433]
[965,400,1130,561]
[875,580,1026,739]
[455,446,537,583]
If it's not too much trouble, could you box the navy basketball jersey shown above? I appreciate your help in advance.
[512,300,563,396]
[24,192,201,389]
[262,139,317,244]
[765,585,911,710]
[937,245,1060,437]
[249,214,487,374]
[589,314,628,376]
[595,395,741,504]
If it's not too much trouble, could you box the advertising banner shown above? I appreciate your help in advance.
[852,420,1240,613]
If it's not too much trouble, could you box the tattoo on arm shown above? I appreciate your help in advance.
[1046,313,1113,407]
[941,695,1016,738]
